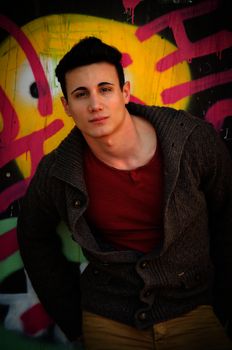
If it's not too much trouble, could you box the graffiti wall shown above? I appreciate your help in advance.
[0,0,231,348]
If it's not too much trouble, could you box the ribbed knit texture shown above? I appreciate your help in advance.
[17,103,232,339]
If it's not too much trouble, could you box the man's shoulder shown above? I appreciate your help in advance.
[127,102,204,126]
[32,150,57,183]
[159,106,217,134]
[36,126,80,171]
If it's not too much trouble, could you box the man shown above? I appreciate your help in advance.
[17,37,232,349]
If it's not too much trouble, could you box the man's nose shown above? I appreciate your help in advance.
[88,93,103,112]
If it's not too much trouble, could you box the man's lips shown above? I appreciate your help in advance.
[89,116,109,123]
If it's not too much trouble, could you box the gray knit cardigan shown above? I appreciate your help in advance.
[17,103,232,340]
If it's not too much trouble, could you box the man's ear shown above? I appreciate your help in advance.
[61,96,72,116]
[123,81,130,104]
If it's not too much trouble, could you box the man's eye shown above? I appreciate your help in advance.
[75,92,87,98]
[100,87,112,93]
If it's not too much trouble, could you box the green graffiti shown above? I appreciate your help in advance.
[0,217,18,235]
[0,218,86,283]
[0,251,23,283]
[0,218,23,282]
[57,221,87,264]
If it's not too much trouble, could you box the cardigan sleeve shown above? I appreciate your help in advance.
[199,122,232,329]
[17,154,82,341]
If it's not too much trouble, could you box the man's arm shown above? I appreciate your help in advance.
[17,156,82,341]
[200,122,232,332]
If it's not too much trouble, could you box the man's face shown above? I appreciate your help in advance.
[61,62,130,140]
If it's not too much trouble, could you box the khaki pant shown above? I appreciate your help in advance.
[82,305,232,350]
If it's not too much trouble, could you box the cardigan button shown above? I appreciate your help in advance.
[140,260,149,269]
[73,199,81,208]
[138,311,147,321]
[144,289,152,298]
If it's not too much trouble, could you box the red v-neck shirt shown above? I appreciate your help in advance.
[84,142,164,253]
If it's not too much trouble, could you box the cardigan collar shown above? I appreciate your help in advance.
[52,102,199,197]
[52,102,201,255]
[52,126,87,193]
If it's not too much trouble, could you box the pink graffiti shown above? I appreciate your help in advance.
[130,95,145,105]
[135,0,232,129]
[136,0,232,71]
[205,99,232,131]
[121,53,133,67]
[0,87,19,146]
[0,228,18,261]
[161,70,232,105]
[156,28,232,72]
[20,303,54,335]
[0,88,64,213]
[0,16,64,214]
[120,53,144,104]
[122,0,142,24]
[0,15,52,116]
[136,0,218,42]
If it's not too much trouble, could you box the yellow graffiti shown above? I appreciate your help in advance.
[0,14,191,178]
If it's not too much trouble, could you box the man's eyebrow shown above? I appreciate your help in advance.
[71,86,87,95]
[98,82,114,87]
[71,82,114,95]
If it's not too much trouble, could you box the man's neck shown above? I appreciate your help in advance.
[84,114,157,170]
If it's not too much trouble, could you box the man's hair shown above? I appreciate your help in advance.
[55,36,125,99]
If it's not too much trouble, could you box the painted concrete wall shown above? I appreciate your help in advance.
[0,0,231,347]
